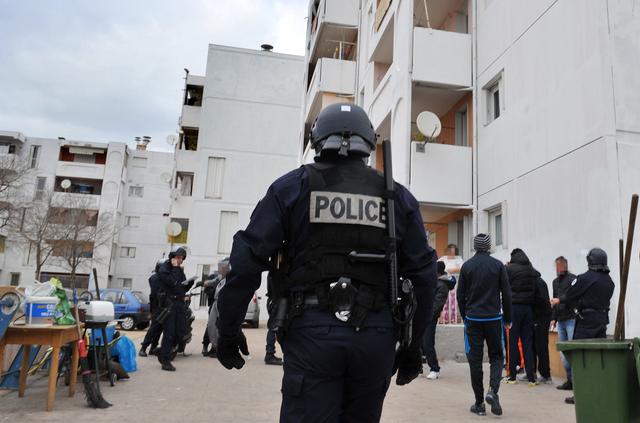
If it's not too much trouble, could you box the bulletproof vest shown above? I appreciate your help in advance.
[576,270,614,313]
[287,161,389,292]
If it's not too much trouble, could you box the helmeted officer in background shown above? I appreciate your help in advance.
[157,246,194,371]
[215,103,437,422]
[551,247,614,404]
[139,260,164,357]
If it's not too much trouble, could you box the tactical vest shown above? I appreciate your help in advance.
[287,161,389,294]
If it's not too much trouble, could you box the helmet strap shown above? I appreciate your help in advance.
[338,136,350,156]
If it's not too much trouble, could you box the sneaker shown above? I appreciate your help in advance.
[161,362,176,372]
[426,371,440,380]
[485,390,502,416]
[505,378,517,384]
[138,348,148,357]
[538,376,553,384]
[557,380,573,390]
[528,380,539,387]
[470,402,486,416]
[264,354,283,366]
[565,396,575,404]
[517,374,529,382]
[422,356,427,364]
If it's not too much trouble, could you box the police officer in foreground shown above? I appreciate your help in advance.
[157,246,194,371]
[551,247,614,404]
[215,103,437,422]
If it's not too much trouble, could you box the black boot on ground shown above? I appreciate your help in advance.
[264,354,283,366]
[139,345,148,357]
[206,348,217,358]
[557,380,573,390]
[202,345,209,356]
[161,361,176,372]
[565,396,575,404]
[470,402,486,416]
[485,389,502,416]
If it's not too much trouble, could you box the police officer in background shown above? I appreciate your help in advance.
[157,246,194,371]
[215,103,437,422]
[139,260,164,357]
[551,247,614,404]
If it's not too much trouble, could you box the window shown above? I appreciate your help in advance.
[102,291,122,304]
[176,172,194,197]
[455,107,468,146]
[205,157,225,199]
[184,85,204,107]
[0,235,5,253]
[484,72,503,124]
[179,127,199,151]
[125,216,140,227]
[118,278,133,289]
[120,247,136,258]
[34,176,47,201]
[10,273,20,286]
[168,218,189,244]
[30,145,41,168]
[218,211,239,254]
[131,157,147,168]
[488,205,504,249]
[128,186,144,198]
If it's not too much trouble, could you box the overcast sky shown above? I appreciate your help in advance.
[0,0,308,152]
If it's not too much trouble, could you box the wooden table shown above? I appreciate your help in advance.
[0,324,79,411]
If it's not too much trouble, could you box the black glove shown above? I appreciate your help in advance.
[194,280,204,288]
[217,331,250,370]
[393,343,423,386]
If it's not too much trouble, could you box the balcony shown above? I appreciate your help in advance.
[412,28,471,88]
[410,142,472,206]
[305,58,356,123]
[309,0,359,63]
[180,105,201,128]
[56,161,105,180]
[51,192,101,210]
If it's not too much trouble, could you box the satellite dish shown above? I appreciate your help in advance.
[166,134,179,146]
[416,111,442,139]
[160,173,172,184]
[165,222,182,237]
[60,179,71,189]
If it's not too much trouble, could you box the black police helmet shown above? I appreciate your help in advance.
[586,248,609,272]
[169,246,187,260]
[309,103,377,158]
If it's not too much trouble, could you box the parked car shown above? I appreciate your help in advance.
[91,289,151,331]
[244,292,261,328]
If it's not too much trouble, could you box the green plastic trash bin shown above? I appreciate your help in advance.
[556,338,640,423]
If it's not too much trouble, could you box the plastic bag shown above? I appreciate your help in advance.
[50,278,76,326]
[24,280,56,298]
[110,335,137,372]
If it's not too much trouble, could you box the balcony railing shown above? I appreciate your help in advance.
[51,191,101,209]
[305,58,356,122]
[412,27,472,88]
[56,162,105,180]
[410,142,472,205]
[180,105,201,128]
[309,0,359,62]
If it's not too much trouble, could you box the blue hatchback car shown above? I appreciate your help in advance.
[92,289,151,331]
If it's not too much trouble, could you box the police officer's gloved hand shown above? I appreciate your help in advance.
[393,343,422,386]
[217,331,250,370]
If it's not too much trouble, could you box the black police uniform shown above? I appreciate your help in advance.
[157,260,190,364]
[140,267,163,353]
[216,157,437,422]
[560,269,614,339]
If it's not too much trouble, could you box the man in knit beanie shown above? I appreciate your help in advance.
[457,234,512,416]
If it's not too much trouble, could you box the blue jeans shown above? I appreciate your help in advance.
[557,319,575,380]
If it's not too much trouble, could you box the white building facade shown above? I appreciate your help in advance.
[171,45,303,313]
[0,131,172,293]
[300,0,640,336]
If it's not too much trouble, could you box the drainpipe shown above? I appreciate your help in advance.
[472,0,479,236]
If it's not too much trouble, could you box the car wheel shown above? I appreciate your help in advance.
[120,316,136,331]
[136,321,150,330]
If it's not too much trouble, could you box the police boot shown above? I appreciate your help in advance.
[485,389,502,416]
[202,345,209,356]
[161,361,176,372]
[264,353,283,366]
[149,346,159,356]
[139,345,148,357]
[469,402,486,416]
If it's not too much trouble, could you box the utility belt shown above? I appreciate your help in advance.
[577,308,608,320]
[268,277,388,341]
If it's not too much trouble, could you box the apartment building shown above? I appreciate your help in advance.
[300,0,640,335]
[0,131,172,292]
[171,45,303,309]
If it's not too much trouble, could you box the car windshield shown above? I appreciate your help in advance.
[132,291,148,304]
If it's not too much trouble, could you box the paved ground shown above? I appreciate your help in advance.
[0,320,576,422]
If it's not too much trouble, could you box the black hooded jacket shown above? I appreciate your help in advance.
[507,249,539,305]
